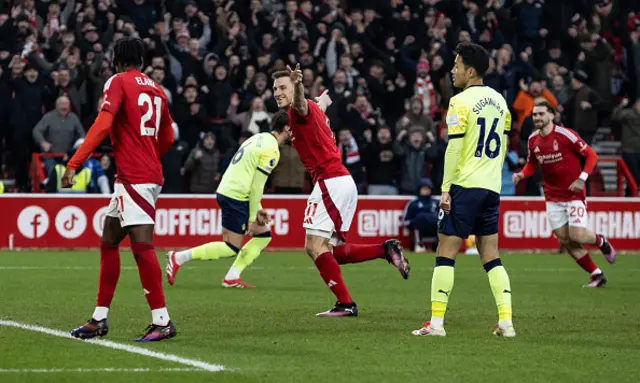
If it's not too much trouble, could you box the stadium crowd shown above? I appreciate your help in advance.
[0,0,638,196]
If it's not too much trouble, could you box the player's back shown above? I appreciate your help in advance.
[288,101,349,183]
[447,85,511,194]
[217,132,280,201]
[102,69,172,185]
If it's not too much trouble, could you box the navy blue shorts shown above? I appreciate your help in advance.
[438,185,500,239]
[217,193,249,234]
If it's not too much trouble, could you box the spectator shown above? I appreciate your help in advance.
[362,126,399,195]
[227,94,272,134]
[502,150,521,196]
[271,142,307,194]
[8,59,50,191]
[344,94,378,140]
[513,78,558,129]
[173,85,207,150]
[396,96,436,139]
[414,57,438,119]
[52,67,87,120]
[99,154,116,191]
[403,178,439,252]
[33,95,84,155]
[394,129,431,195]
[337,127,364,191]
[162,124,190,194]
[550,75,570,107]
[612,99,640,193]
[67,139,110,195]
[577,35,614,111]
[565,70,604,144]
[183,132,220,194]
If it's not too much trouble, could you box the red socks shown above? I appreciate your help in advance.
[131,242,166,310]
[576,253,598,274]
[314,252,352,303]
[333,243,385,265]
[96,242,121,307]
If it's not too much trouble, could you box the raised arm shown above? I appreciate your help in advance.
[288,64,308,117]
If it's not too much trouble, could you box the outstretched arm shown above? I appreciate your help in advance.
[315,89,332,112]
[288,64,308,117]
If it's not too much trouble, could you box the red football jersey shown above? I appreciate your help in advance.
[101,69,174,185]
[288,100,350,183]
[526,125,590,202]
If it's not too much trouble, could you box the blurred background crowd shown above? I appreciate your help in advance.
[0,0,639,198]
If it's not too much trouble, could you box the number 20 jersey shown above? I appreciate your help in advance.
[101,69,174,185]
[445,85,512,194]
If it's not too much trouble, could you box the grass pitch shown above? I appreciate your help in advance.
[1,250,639,383]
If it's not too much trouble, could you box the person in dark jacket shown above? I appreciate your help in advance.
[184,131,220,193]
[162,123,190,194]
[394,128,432,195]
[362,126,399,195]
[403,178,439,251]
[10,60,51,191]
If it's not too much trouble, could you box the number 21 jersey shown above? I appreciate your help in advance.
[101,69,174,185]
[445,85,512,194]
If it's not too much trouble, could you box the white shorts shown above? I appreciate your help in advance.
[106,183,162,227]
[546,200,588,231]
[303,175,357,246]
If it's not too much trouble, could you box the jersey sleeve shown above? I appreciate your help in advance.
[504,111,512,135]
[569,131,589,157]
[289,99,316,123]
[157,99,175,157]
[100,74,124,116]
[257,144,280,176]
[521,135,539,178]
[445,98,469,139]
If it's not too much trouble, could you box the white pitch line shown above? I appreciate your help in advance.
[0,320,226,372]
[0,368,202,373]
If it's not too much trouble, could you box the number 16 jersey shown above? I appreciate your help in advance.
[101,69,174,185]
[445,85,512,194]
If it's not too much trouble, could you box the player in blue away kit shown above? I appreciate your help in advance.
[412,42,515,338]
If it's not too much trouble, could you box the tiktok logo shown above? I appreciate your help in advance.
[55,206,87,239]
[17,206,50,239]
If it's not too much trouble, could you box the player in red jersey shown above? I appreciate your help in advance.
[272,64,410,317]
[513,102,615,288]
[63,38,177,341]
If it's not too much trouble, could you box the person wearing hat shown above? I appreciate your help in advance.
[403,178,439,252]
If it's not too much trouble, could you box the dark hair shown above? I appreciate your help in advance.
[271,110,289,133]
[455,42,489,78]
[113,37,145,70]
[271,70,290,81]
[534,101,556,114]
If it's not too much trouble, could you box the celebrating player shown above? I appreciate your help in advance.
[64,38,177,342]
[272,64,409,317]
[513,102,615,287]
[166,112,290,288]
[412,42,515,337]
